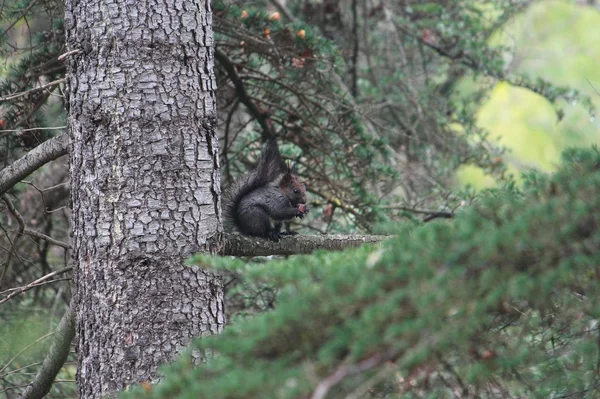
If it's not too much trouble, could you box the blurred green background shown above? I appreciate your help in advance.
[457,0,600,188]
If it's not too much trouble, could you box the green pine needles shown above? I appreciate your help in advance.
[127,147,600,398]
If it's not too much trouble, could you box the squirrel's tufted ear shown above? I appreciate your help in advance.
[280,172,293,187]
[289,162,297,174]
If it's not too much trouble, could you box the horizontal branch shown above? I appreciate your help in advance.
[0,78,66,103]
[0,126,66,133]
[0,133,68,196]
[381,205,455,222]
[221,233,391,257]
[0,267,72,306]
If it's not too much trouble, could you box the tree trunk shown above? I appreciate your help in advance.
[64,0,224,397]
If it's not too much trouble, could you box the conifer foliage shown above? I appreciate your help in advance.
[129,147,600,398]
[0,0,65,157]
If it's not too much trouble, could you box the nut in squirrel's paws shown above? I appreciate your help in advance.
[296,203,309,218]
[296,203,309,214]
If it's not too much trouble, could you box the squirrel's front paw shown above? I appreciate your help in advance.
[296,204,309,218]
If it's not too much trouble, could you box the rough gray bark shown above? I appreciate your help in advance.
[64,0,224,397]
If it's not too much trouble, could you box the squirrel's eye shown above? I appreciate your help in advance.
[293,189,299,194]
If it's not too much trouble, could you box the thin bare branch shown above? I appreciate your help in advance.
[0,267,72,306]
[22,229,70,249]
[1,195,26,287]
[0,332,54,375]
[311,353,387,399]
[381,204,455,221]
[215,48,276,139]
[586,77,600,97]
[0,133,68,197]
[57,49,81,61]
[0,78,66,103]
[0,126,66,133]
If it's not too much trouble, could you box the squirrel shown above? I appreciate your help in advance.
[225,140,309,242]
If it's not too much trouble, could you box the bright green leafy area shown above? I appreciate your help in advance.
[0,312,50,364]
[125,147,600,398]
[0,305,76,398]
[460,1,600,188]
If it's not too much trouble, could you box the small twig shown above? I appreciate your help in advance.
[586,77,600,97]
[344,362,397,399]
[0,332,54,375]
[0,126,66,133]
[422,211,455,222]
[45,206,67,214]
[23,229,70,249]
[308,188,361,218]
[381,204,455,222]
[57,49,81,61]
[222,98,241,184]
[0,362,41,378]
[0,278,71,296]
[311,353,387,399]
[0,383,31,395]
[11,91,51,131]
[350,0,359,97]
[0,78,66,103]
[1,195,25,287]
[0,267,72,306]
[22,180,69,193]
[2,195,25,233]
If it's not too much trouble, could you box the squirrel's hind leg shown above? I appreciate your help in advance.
[274,222,298,237]
[279,231,298,236]
[265,229,282,242]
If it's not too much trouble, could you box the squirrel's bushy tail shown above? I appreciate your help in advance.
[224,140,283,230]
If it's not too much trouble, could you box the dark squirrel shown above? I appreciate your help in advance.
[225,140,309,242]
